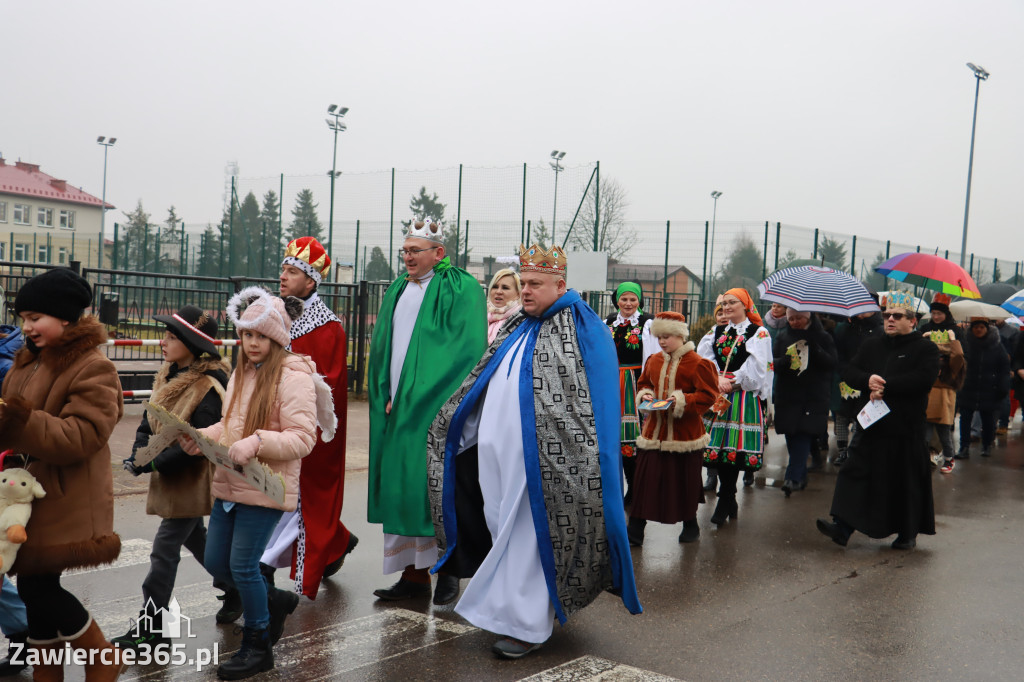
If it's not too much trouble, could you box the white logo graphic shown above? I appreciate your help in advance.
[132,597,196,639]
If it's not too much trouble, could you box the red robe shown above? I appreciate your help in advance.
[287,295,352,599]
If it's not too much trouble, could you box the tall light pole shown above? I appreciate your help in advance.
[325,104,349,275]
[549,150,566,245]
[708,190,723,285]
[96,136,116,269]
[960,63,989,267]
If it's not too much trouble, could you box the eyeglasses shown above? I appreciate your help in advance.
[882,312,909,320]
[398,246,440,257]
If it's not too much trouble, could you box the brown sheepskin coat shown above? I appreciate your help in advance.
[0,316,123,575]
[635,342,721,452]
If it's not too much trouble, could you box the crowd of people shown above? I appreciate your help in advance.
[0,227,1020,678]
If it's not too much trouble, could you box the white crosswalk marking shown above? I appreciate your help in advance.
[68,538,182,576]
[124,609,478,680]
[518,656,682,681]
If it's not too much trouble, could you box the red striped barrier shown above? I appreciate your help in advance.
[106,339,239,347]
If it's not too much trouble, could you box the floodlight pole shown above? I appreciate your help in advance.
[960,63,989,267]
[326,105,348,277]
[550,151,565,245]
[97,136,116,269]
[708,191,722,285]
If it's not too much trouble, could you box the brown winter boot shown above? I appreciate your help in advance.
[27,639,66,682]
[67,618,126,681]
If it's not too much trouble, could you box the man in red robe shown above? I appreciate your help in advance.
[260,236,357,599]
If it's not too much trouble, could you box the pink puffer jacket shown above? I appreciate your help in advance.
[202,354,317,511]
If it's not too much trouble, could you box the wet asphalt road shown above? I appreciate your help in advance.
[14,403,1024,681]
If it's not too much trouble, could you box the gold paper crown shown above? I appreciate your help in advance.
[883,290,918,313]
[519,243,567,275]
[283,236,331,283]
[407,217,445,244]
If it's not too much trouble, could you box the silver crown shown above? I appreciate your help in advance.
[408,217,444,243]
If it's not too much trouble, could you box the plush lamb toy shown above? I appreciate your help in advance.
[0,468,46,574]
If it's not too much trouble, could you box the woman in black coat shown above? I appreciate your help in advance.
[773,310,837,496]
[958,319,1011,458]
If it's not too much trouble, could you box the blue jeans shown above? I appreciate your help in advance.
[784,432,813,483]
[0,576,28,636]
[205,499,283,630]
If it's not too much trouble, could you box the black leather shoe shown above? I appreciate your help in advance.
[267,586,299,644]
[216,588,244,624]
[891,536,917,550]
[816,518,849,547]
[627,518,646,547]
[432,574,461,606]
[981,447,992,458]
[323,533,360,579]
[703,469,718,493]
[782,480,794,497]
[743,470,754,487]
[678,520,700,543]
[710,497,738,525]
[374,578,431,601]
[954,447,970,460]
[0,632,28,675]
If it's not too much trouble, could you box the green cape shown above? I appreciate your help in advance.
[367,257,487,536]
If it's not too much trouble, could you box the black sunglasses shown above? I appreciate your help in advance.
[882,312,909,320]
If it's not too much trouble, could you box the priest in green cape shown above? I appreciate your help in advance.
[367,217,487,605]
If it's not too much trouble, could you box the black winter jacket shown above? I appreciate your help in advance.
[959,325,1011,411]
[773,316,837,435]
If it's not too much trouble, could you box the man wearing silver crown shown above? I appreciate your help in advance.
[367,219,487,605]
[817,290,939,551]
[427,244,641,660]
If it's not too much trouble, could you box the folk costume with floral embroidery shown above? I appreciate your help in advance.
[697,320,773,471]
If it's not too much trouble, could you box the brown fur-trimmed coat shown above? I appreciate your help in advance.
[0,316,123,575]
[635,342,720,453]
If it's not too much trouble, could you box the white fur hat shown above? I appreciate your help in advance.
[226,286,303,349]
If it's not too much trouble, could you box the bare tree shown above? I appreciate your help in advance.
[567,177,638,262]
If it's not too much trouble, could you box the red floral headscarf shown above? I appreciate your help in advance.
[724,287,763,326]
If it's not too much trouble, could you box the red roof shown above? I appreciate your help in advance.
[0,159,114,209]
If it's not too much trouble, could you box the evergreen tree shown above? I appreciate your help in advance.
[862,251,888,292]
[364,246,394,282]
[817,236,849,272]
[776,249,800,270]
[121,200,153,273]
[259,190,283,276]
[237,192,261,276]
[528,219,552,250]
[992,261,1002,283]
[197,224,221,277]
[162,206,182,269]
[711,234,764,296]
[288,189,324,242]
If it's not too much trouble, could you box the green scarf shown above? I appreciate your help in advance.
[615,281,644,313]
[367,257,487,536]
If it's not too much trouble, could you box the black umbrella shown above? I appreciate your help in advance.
[978,282,1018,305]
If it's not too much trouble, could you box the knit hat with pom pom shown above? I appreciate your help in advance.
[226,286,304,349]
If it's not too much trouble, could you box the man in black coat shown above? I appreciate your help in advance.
[817,292,939,551]
[957,318,1011,458]
[773,310,837,496]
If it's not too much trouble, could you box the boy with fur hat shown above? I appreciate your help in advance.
[0,267,126,679]
[113,306,232,652]
[628,312,720,545]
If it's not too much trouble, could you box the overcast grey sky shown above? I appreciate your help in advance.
[3,0,1022,263]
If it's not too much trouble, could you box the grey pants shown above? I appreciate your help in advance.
[925,422,955,460]
[142,517,229,613]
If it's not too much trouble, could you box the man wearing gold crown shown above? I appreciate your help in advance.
[817,289,939,551]
[367,219,487,605]
[257,236,358,604]
[426,244,641,660]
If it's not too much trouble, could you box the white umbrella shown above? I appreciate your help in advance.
[948,299,1010,322]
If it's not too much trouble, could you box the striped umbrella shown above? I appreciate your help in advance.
[874,252,981,299]
[1001,289,1024,317]
[757,266,880,316]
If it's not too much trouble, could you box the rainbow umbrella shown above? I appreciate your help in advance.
[874,252,981,299]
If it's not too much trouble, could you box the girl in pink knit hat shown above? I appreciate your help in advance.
[180,286,334,679]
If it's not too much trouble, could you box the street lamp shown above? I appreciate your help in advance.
[325,104,349,275]
[96,136,116,269]
[549,150,566,245]
[708,190,723,288]
[960,63,989,267]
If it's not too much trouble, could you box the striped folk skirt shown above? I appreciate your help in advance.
[618,365,642,458]
[703,388,765,471]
